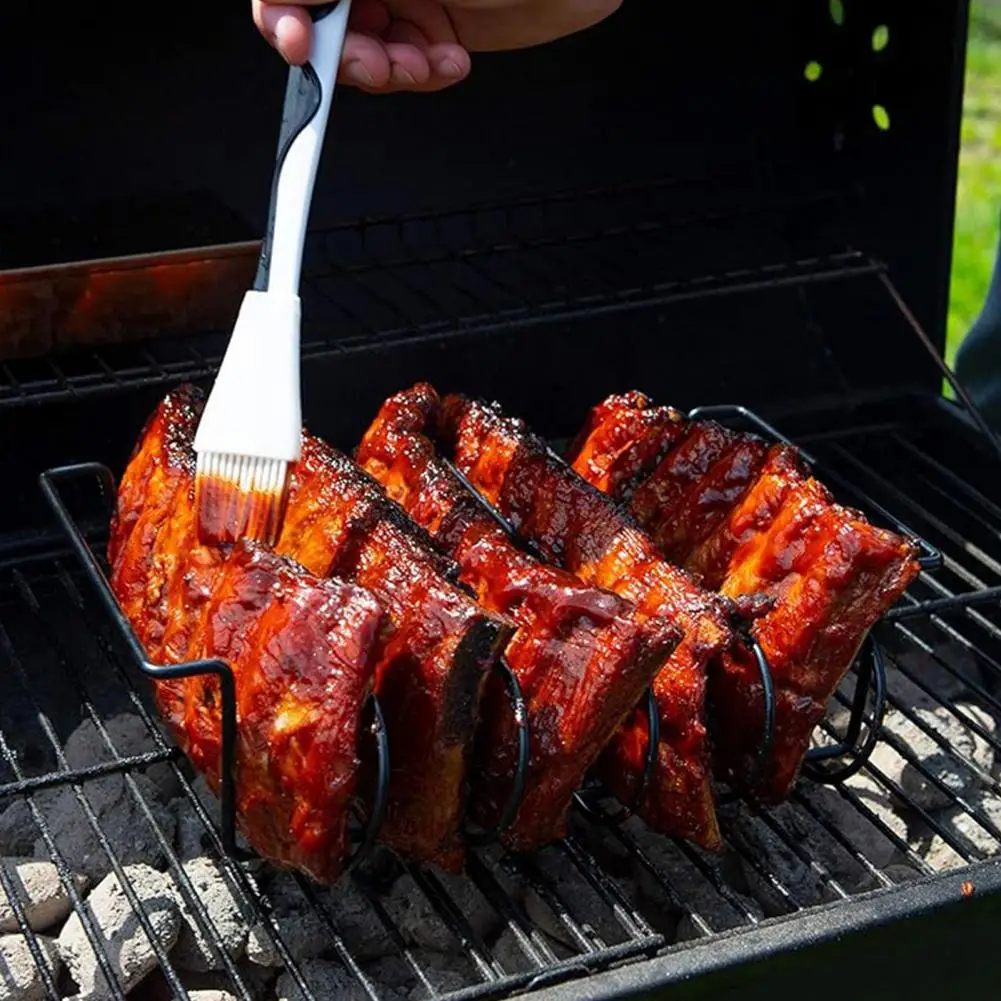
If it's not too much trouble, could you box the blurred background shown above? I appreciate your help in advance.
[948,0,1001,368]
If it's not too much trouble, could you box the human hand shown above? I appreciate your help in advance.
[252,0,622,93]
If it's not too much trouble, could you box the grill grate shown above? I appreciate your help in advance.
[3,404,1001,1000]
[0,180,873,410]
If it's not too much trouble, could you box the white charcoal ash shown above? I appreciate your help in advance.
[616,816,763,937]
[276,957,404,1001]
[170,775,251,862]
[32,773,176,886]
[887,640,987,708]
[0,858,88,933]
[867,702,996,813]
[382,869,502,953]
[921,789,1001,872]
[57,863,181,999]
[359,950,475,1001]
[170,856,251,973]
[0,932,61,1001]
[244,870,372,969]
[63,715,180,803]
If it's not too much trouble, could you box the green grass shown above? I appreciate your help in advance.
[947,1,1001,370]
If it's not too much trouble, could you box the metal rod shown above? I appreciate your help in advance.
[803,637,888,783]
[687,403,943,570]
[717,636,777,804]
[878,271,1001,464]
[464,657,531,846]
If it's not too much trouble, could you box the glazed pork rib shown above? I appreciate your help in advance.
[112,385,514,874]
[275,419,514,872]
[109,387,385,884]
[437,393,735,851]
[568,391,922,802]
[356,383,682,851]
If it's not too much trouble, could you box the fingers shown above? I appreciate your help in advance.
[342,38,470,93]
[251,2,313,65]
[340,31,393,88]
[253,0,470,92]
[253,0,387,64]
[385,16,469,86]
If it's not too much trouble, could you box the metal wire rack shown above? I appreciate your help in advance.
[1,403,1000,1001]
[36,397,922,863]
[0,180,876,410]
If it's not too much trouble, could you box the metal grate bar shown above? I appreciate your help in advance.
[502,854,602,954]
[0,747,181,800]
[0,173,879,414]
[0,720,125,1000]
[463,853,556,969]
[787,792,895,890]
[830,444,1001,584]
[0,619,186,1000]
[751,810,850,901]
[11,394,1001,999]
[883,625,1001,750]
[12,568,258,1001]
[0,858,62,1000]
[835,682,1001,848]
[891,431,1001,525]
[48,561,325,1001]
[407,864,501,981]
[292,875,385,1001]
[557,836,655,940]
[814,715,980,863]
[597,814,766,930]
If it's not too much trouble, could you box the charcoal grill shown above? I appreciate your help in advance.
[2,1,1001,999]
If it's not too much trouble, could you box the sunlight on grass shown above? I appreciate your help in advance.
[947,2,1001,373]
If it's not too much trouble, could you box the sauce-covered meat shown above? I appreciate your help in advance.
[357,383,680,851]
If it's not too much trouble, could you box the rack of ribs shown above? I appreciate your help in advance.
[567,391,922,802]
[437,392,735,851]
[109,387,385,884]
[356,383,682,851]
[112,385,514,874]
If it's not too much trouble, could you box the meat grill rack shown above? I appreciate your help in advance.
[36,384,944,864]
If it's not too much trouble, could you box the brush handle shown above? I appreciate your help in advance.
[254,0,352,295]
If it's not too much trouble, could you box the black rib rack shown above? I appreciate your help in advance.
[3,398,1001,1001]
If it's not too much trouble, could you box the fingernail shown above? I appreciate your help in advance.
[273,13,299,54]
[438,59,465,78]
[344,61,375,87]
[394,68,417,86]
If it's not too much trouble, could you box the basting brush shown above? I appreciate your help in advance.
[193,0,353,546]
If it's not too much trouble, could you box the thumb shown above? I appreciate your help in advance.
[252,2,314,65]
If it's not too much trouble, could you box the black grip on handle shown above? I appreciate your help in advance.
[253,0,347,291]
[309,2,341,21]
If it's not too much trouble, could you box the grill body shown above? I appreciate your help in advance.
[2,3,1000,1000]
